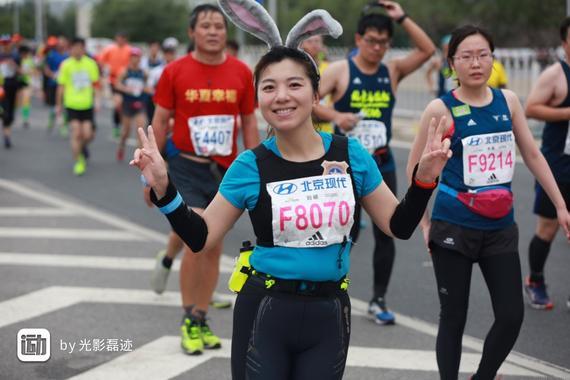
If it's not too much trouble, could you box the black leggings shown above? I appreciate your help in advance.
[431,245,524,380]
[352,170,397,299]
[231,280,351,380]
[1,80,19,128]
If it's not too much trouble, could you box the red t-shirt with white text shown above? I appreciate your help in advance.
[154,54,255,168]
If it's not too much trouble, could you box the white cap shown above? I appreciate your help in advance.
[162,37,179,50]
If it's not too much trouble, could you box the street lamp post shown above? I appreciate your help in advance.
[34,0,44,43]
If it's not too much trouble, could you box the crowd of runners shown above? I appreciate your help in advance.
[2,0,570,379]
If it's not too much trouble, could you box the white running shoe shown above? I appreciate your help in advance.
[151,250,171,294]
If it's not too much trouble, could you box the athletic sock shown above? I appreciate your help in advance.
[528,235,551,283]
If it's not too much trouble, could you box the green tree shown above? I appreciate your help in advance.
[92,0,189,43]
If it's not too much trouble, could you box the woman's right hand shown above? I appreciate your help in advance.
[130,126,169,198]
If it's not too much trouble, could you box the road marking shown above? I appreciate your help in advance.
[0,179,167,243]
[0,179,567,378]
[68,336,540,378]
[350,298,570,379]
[1,286,568,378]
[0,228,146,241]
[68,337,230,380]
[0,207,76,216]
[0,252,234,273]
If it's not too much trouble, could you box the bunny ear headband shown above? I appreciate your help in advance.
[217,0,342,50]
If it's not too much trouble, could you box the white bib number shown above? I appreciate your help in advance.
[72,71,91,90]
[268,174,355,248]
[346,120,387,154]
[564,127,570,156]
[189,115,234,156]
[462,131,515,186]
[125,77,144,97]
[0,62,15,78]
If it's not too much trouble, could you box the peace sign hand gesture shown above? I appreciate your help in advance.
[130,126,169,198]
[415,116,452,184]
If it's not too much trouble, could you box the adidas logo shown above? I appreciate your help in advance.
[443,237,455,246]
[488,173,498,183]
[467,119,477,126]
[353,77,362,85]
[306,231,327,246]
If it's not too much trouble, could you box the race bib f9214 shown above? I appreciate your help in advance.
[462,131,515,186]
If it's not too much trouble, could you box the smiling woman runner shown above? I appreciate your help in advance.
[407,25,570,380]
[131,0,452,379]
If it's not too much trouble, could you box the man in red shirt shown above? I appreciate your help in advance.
[152,3,259,355]
[97,32,131,138]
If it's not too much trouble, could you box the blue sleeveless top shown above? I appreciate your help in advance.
[122,69,146,102]
[432,88,515,230]
[334,59,396,172]
[541,60,570,182]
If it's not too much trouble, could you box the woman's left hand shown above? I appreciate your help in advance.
[416,116,452,183]
[556,207,570,241]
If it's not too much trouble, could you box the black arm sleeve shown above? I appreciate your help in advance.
[389,164,437,240]
[150,179,208,252]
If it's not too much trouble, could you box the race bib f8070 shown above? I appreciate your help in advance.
[188,115,235,157]
[462,131,515,186]
[346,120,387,154]
[268,174,355,248]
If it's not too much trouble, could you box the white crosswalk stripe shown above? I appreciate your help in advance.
[1,178,569,379]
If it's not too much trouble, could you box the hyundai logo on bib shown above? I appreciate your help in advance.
[467,137,482,146]
[273,183,298,195]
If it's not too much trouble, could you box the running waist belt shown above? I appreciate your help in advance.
[438,183,513,219]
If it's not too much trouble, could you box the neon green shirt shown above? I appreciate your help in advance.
[57,55,99,110]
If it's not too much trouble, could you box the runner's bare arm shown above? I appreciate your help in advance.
[425,58,440,94]
[241,112,260,149]
[150,105,172,151]
[383,1,435,85]
[112,71,129,94]
[313,62,359,131]
[525,63,570,122]
[507,90,569,238]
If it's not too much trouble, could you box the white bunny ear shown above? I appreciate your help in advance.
[218,0,282,48]
[285,10,343,49]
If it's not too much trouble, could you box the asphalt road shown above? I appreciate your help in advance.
[0,104,568,379]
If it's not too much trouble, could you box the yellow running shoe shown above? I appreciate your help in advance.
[73,158,86,176]
[200,321,221,349]
[180,318,203,355]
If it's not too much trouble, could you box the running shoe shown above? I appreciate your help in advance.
[200,320,222,349]
[3,136,11,149]
[368,297,396,325]
[22,121,29,129]
[524,276,553,310]
[210,295,232,309]
[59,124,69,138]
[112,126,121,139]
[73,155,86,176]
[116,147,125,161]
[181,318,203,355]
[150,250,170,295]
